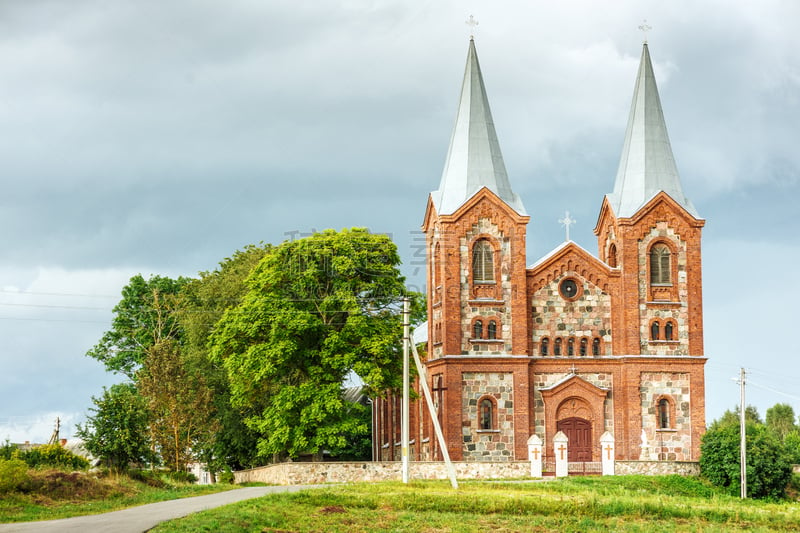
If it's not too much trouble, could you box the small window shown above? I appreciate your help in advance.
[650,244,671,285]
[651,321,660,341]
[608,243,618,268]
[567,337,575,356]
[487,320,497,340]
[554,338,562,356]
[665,321,674,341]
[541,338,549,356]
[658,398,671,429]
[480,398,493,430]
[472,240,494,283]
[473,320,483,339]
[592,337,600,356]
[579,338,587,356]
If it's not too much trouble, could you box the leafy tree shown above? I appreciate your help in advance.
[87,275,190,379]
[138,339,216,472]
[76,383,153,471]
[784,430,800,464]
[766,403,797,442]
[210,228,407,460]
[701,412,793,499]
[708,405,762,430]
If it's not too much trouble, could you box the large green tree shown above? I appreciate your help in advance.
[76,383,153,471]
[766,403,797,442]
[210,228,407,459]
[87,274,190,379]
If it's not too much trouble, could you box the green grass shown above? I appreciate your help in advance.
[0,469,237,523]
[152,476,800,532]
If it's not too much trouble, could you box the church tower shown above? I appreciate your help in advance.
[421,37,532,460]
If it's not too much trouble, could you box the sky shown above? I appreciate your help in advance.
[1,0,798,443]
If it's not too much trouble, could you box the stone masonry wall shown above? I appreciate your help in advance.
[461,372,514,461]
[640,372,692,461]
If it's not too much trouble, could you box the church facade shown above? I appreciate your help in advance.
[374,38,706,464]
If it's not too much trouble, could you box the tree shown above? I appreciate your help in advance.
[76,383,153,471]
[210,228,407,460]
[701,411,793,499]
[87,274,190,379]
[708,405,762,431]
[766,403,797,442]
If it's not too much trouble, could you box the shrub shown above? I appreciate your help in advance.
[167,470,198,484]
[20,444,90,470]
[0,458,29,493]
[701,421,793,499]
[218,468,235,484]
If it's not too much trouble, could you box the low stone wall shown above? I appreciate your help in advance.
[234,460,699,485]
[615,461,700,476]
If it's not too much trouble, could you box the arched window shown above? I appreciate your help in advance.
[651,321,660,340]
[579,338,588,356]
[432,243,440,293]
[554,338,562,356]
[658,398,671,429]
[567,337,575,356]
[592,337,600,356]
[540,338,549,356]
[650,244,671,285]
[480,398,494,430]
[472,240,494,283]
[665,321,674,341]
[608,243,618,268]
[487,320,497,340]
[473,320,483,339]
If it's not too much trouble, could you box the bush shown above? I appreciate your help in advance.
[701,421,793,499]
[20,444,89,470]
[0,458,29,493]
[218,468,235,484]
[167,470,198,484]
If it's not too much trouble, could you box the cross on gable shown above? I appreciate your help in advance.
[559,211,576,241]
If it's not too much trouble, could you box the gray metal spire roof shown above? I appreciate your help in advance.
[431,39,526,216]
[607,44,699,218]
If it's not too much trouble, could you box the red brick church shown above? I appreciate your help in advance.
[374,37,706,464]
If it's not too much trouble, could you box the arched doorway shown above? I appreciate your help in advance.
[557,417,592,462]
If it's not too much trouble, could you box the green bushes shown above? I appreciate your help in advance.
[0,458,29,493]
[19,444,90,470]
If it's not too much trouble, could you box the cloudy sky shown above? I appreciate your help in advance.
[1,0,798,443]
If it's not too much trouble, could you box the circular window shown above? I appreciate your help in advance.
[559,278,580,300]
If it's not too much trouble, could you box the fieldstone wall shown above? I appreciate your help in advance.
[461,372,514,461]
[234,460,700,485]
[640,372,692,461]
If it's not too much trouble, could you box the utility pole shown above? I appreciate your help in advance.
[401,297,410,483]
[739,367,747,499]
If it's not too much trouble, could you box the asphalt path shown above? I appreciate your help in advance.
[0,485,322,533]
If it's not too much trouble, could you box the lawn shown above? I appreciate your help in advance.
[152,476,800,532]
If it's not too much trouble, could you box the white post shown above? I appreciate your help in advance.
[401,297,410,483]
[527,434,543,478]
[553,431,569,478]
[600,431,615,476]
[739,367,747,499]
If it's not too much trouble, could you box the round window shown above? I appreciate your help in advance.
[559,278,580,300]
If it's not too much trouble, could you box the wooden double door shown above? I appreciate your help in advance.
[557,417,592,462]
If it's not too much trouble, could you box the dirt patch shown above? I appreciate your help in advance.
[319,505,347,514]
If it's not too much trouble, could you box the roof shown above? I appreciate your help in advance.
[606,43,699,219]
[431,38,526,217]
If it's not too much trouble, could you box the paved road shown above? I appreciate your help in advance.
[0,485,321,533]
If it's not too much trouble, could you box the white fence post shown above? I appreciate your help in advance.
[527,434,543,478]
[600,431,615,476]
[553,431,568,478]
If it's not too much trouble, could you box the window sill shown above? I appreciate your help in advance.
[470,338,503,343]
[645,300,682,306]
[477,429,501,434]
[655,428,678,433]
[649,340,680,344]
[473,281,497,285]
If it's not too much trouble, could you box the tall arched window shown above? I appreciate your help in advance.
[541,338,549,356]
[473,320,483,339]
[472,240,494,282]
[580,338,588,356]
[608,243,618,268]
[665,321,674,341]
[487,320,497,339]
[658,398,671,429]
[567,337,575,356]
[554,338,562,356]
[480,398,494,430]
[650,244,671,285]
[592,337,600,356]
[651,321,660,340]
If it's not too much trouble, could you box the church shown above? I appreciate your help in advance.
[374,36,706,465]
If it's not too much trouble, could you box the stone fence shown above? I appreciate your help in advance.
[234,460,699,485]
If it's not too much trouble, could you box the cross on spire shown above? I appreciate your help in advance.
[559,211,576,241]
[465,15,479,39]
[638,19,652,44]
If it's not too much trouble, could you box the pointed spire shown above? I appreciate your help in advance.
[608,44,699,218]
[432,39,526,216]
